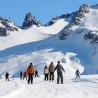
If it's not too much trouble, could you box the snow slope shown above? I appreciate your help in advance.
[0,4,98,98]
[1,75,98,98]
[0,4,98,78]
[58,5,98,73]
[0,19,67,51]
[82,8,98,30]
[0,18,83,78]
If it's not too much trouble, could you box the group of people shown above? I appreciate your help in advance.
[4,61,81,84]
[20,63,39,84]
[44,61,65,84]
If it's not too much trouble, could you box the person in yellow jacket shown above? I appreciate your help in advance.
[27,63,35,84]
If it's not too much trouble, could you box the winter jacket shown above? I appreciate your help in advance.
[27,65,35,75]
[44,67,49,74]
[49,64,54,73]
[5,72,9,78]
[75,70,80,75]
[24,71,27,77]
[54,64,65,73]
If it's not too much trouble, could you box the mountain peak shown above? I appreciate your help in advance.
[58,4,91,40]
[22,12,42,29]
[0,17,20,36]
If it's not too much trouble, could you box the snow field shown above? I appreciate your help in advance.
[1,75,98,98]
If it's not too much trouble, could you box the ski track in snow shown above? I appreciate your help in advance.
[1,76,98,98]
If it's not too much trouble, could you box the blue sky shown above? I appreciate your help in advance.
[0,0,98,25]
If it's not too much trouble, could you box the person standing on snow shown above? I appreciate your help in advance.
[35,70,39,77]
[44,65,49,81]
[49,62,55,81]
[5,72,9,81]
[54,61,65,84]
[20,71,23,80]
[75,69,80,79]
[27,63,35,84]
[23,71,28,80]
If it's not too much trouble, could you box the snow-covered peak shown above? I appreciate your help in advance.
[58,4,98,44]
[0,17,21,36]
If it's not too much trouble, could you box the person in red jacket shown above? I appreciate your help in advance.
[23,71,28,80]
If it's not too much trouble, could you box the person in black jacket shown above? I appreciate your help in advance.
[75,69,80,79]
[20,71,23,80]
[54,61,65,84]
[35,70,39,77]
[5,72,9,81]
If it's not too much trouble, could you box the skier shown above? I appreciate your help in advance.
[49,62,55,81]
[44,65,49,81]
[5,72,9,81]
[75,69,80,79]
[23,71,28,80]
[20,71,23,79]
[54,61,65,84]
[35,70,39,77]
[27,63,35,84]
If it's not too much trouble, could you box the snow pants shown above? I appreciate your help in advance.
[76,74,80,79]
[49,72,54,81]
[28,74,33,84]
[5,76,9,81]
[57,71,63,84]
[45,74,48,81]
[35,73,39,77]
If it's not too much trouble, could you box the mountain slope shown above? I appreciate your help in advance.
[0,19,67,51]
[0,18,74,77]
[0,4,98,77]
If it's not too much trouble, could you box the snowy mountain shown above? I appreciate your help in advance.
[0,4,98,78]
[0,17,21,36]
[58,4,98,73]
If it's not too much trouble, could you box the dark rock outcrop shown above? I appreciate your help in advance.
[0,27,7,36]
[58,4,90,40]
[84,31,98,44]
[22,12,42,29]
[0,17,19,37]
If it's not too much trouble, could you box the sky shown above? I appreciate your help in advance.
[0,0,98,26]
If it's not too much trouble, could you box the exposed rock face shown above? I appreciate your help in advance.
[72,4,90,25]
[79,4,90,13]
[45,14,71,26]
[58,4,90,40]
[58,4,98,45]
[84,31,98,44]
[0,27,6,37]
[22,12,42,29]
[0,17,19,37]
